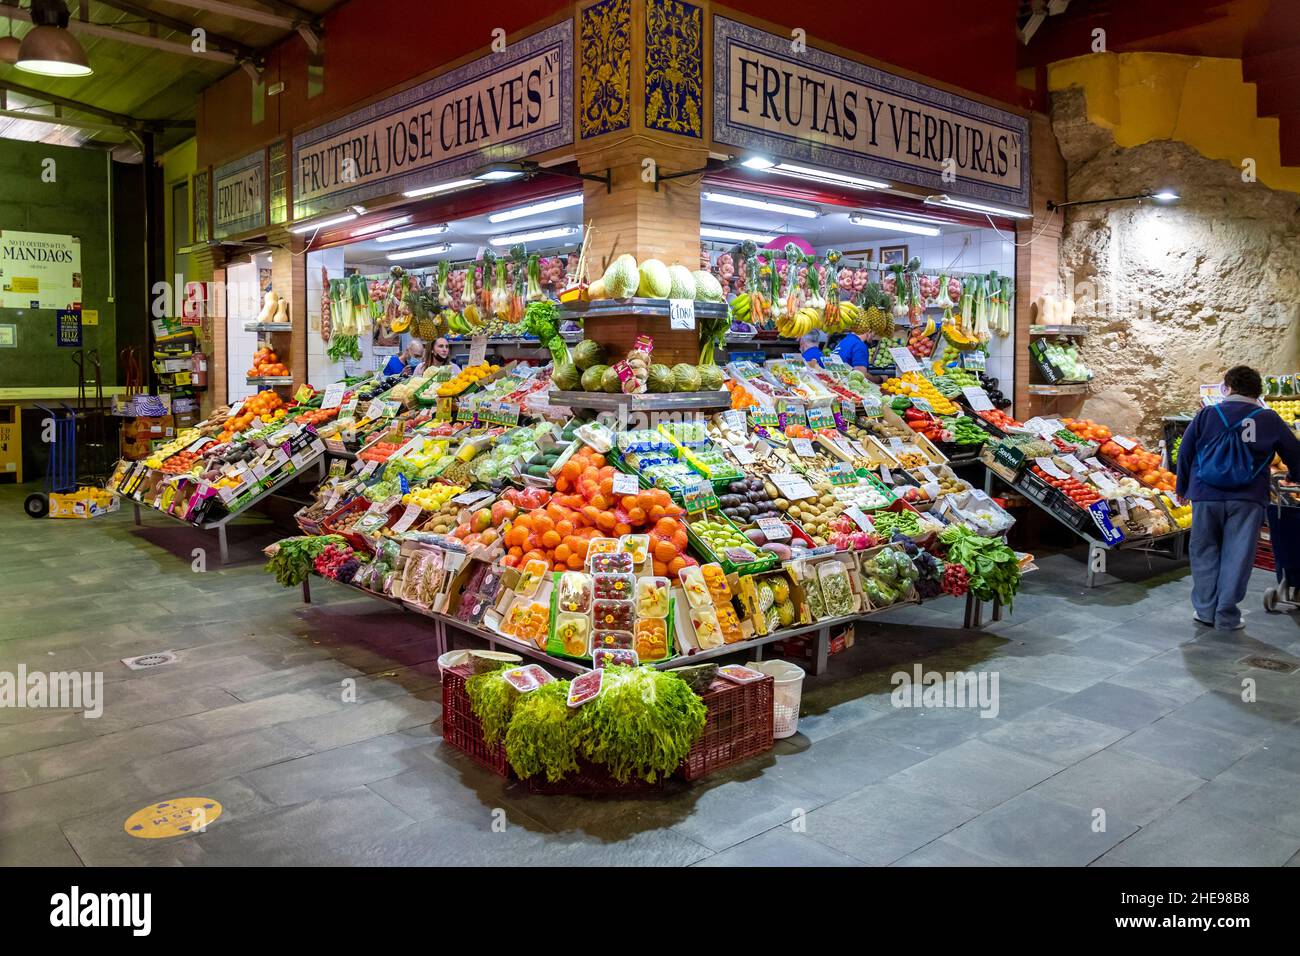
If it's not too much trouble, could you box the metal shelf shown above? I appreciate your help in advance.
[547,390,731,412]
[247,376,294,386]
[558,297,730,320]
[1028,382,1089,396]
[1030,325,1087,336]
[243,322,294,332]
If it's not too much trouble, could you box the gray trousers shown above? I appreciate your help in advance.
[1190,500,1265,629]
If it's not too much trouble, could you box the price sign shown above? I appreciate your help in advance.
[1060,453,1087,473]
[186,436,213,453]
[1112,435,1139,451]
[364,399,385,421]
[391,503,422,533]
[358,459,379,478]
[791,437,816,457]
[1091,470,1120,493]
[1117,497,1130,520]
[1133,497,1155,511]
[922,480,942,499]
[962,351,986,372]
[724,547,758,564]
[1088,500,1125,545]
[468,335,488,367]
[683,479,716,513]
[728,442,756,465]
[612,473,640,495]
[889,437,905,451]
[782,353,806,362]
[227,400,244,418]
[771,473,817,501]
[889,347,921,373]
[721,410,747,433]
[911,396,934,414]
[339,397,358,421]
[961,386,994,412]
[320,381,347,410]
[917,466,938,482]
[1034,457,1070,480]
[395,434,427,458]
[848,439,869,458]
[807,404,836,431]
[860,395,883,418]
[1083,456,1105,471]
[752,438,772,460]
[844,505,874,531]
[381,401,401,418]
[756,515,790,541]
[669,298,696,330]
[879,463,894,485]
[452,489,495,507]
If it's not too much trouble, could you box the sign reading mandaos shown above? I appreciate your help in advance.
[292,20,573,218]
[712,16,1029,209]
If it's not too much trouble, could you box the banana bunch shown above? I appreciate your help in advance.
[822,301,860,334]
[731,293,751,321]
[775,306,822,338]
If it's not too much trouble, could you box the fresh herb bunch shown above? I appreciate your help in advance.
[573,666,706,783]
[264,535,345,587]
[466,667,517,747]
[523,299,568,366]
[938,524,1021,608]
[505,680,580,782]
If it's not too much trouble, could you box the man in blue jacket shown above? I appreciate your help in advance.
[1175,365,1300,630]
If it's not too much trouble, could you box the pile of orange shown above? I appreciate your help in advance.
[499,445,696,574]
[726,379,757,411]
[1099,438,1176,492]
[1061,418,1112,443]
[217,390,285,442]
[247,347,288,378]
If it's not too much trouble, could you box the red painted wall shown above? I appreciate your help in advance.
[197,0,1023,167]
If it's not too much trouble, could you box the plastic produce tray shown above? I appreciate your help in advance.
[678,675,774,781]
[685,509,779,576]
[441,665,511,778]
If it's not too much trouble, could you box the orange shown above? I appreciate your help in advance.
[596,511,617,531]
[653,540,677,564]
[668,556,686,576]
[626,507,646,526]
[652,560,668,576]
[614,522,632,536]
[556,519,574,538]
[566,553,583,569]
[554,543,571,563]
[541,530,561,549]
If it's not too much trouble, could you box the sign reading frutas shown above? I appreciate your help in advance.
[712,16,1029,209]
[212,150,266,239]
[0,231,82,310]
[292,20,573,217]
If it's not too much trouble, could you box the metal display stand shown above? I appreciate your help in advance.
[123,450,326,563]
[548,390,732,413]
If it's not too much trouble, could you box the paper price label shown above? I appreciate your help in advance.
[1112,435,1138,451]
[186,436,213,453]
[320,381,347,410]
[721,410,747,432]
[391,503,422,533]
[860,396,882,418]
[452,489,495,507]
[889,437,905,451]
[771,473,817,501]
[358,460,379,478]
[962,351,986,371]
[1035,457,1070,480]
[756,515,790,541]
[1060,453,1087,473]
[782,353,805,363]
[1092,470,1119,493]
[728,442,756,465]
[1083,457,1104,471]
[468,335,488,367]
[917,466,937,482]
[364,399,385,421]
[911,397,934,414]
[879,464,894,485]
[922,480,942,499]
[227,400,244,418]
[961,386,994,412]
[612,473,639,495]
[791,437,816,457]
[669,298,696,330]
[1133,497,1155,511]
[889,347,921,373]
[844,505,874,531]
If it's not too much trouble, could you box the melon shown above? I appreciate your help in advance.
[697,364,724,390]
[600,366,623,393]
[580,364,609,392]
[637,258,671,298]
[667,264,696,300]
[552,361,581,391]
[671,363,701,392]
[572,339,605,372]
[647,363,674,393]
[602,254,640,298]
[692,270,725,302]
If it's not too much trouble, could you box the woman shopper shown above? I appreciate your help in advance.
[1175,365,1300,630]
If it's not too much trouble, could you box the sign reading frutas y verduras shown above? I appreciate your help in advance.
[0,231,82,310]
[291,20,573,218]
[711,16,1030,209]
[213,149,266,239]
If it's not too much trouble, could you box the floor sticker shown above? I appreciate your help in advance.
[123,798,222,839]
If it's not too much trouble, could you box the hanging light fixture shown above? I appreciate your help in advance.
[0,18,21,65]
[16,0,92,77]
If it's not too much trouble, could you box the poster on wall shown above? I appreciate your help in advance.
[291,19,573,218]
[56,309,82,347]
[0,231,82,310]
[712,16,1031,209]
[191,169,211,244]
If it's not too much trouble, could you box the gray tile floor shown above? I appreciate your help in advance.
[2,482,1299,866]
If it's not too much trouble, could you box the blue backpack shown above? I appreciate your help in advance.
[1196,404,1269,489]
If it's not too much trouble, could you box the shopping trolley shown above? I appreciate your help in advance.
[1262,475,1300,613]
[23,403,77,519]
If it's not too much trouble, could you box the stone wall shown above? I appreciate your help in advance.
[1051,87,1300,443]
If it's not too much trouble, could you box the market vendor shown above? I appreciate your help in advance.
[427,337,454,368]
[799,332,826,366]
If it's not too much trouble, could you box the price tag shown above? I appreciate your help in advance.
[216,485,237,504]
[962,351,986,372]
[363,399,385,421]
[1117,497,1130,520]
[1060,453,1087,473]
[721,409,747,433]
[381,401,401,418]
[395,434,427,458]
[889,437,905,451]
[911,397,934,414]
[756,515,790,541]
[723,547,758,565]
[917,466,937,482]
[849,439,869,458]
[860,395,882,418]
[791,437,816,457]
[752,438,773,460]
[879,464,894,485]
[844,505,874,531]
[728,442,756,465]
[889,347,921,373]
[227,400,244,418]
[391,503,422,533]
[1091,470,1119,493]
[782,352,805,362]
[1035,457,1070,480]
[186,436,213,453]
[683,479,716,513]
[961,386,994,411]
[922,480,942,499]
[1112,435,1138,451]
[339,397,358,420]
[320,381,347,410]
[669,298,696,330]
[771,473,816,501]
[612,473,640,495]
[1133,497,1155,511]
[468,335,488,367]
[358,459,379,478]
[1083,456,1104,471]
[452,489,495,506]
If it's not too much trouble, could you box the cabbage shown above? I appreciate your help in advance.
[637,259,671,298]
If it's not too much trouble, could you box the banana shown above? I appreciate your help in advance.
[731,293,751,320]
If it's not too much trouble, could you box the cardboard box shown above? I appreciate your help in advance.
[123,415,176,440]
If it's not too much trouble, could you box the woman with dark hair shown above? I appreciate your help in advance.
[1176,365,1300,630]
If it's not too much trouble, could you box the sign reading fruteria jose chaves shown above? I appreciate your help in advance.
[292,20,573,219]
[212,149,266,239]
[712,16,1030,209]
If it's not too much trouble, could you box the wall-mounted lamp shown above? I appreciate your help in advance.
[1046,190,1180,212]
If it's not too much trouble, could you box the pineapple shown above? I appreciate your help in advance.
[771,578,790,604]
[776,600,796,627]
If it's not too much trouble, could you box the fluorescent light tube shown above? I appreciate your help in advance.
[925,194,1033,219]
[487,226,579,246]
[374,224,450,244]
[488,194,583,223]
[290,212,358,234]
[770,163,888,190]
[702,191,818,219]
[700,226,776,243]
[350,216,412,237]
[402,179,479,198]
[386,243,452,261]
[848,214,941,237]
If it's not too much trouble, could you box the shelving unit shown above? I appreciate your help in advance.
[1030,325,1087,336]
[548,390,732,413]
[1028,383,1089,396]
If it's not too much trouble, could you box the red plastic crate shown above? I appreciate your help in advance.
[678,674,774,781]
[440,665,510,778]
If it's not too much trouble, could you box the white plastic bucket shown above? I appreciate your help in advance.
[748,660,806,738]
[437,649,470,679]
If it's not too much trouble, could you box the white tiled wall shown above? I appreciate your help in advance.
[306,248,384,388]
[224,259,266,402]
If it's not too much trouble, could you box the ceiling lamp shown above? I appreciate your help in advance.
[289,212,358,234]
[488,194,583,224]
[848,213,940,237]
[700,225,776,244]
[701,191,819,219]
[16,0,92,77]
[386,243,451,262]
[737,155,887,191]
[487,225,579,247]
[349,216,411,238]
[925,194,1033,219]
[374,224,449,244]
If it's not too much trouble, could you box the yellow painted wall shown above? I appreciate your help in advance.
[161,138,198,284]
[1049,52,1300,195]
